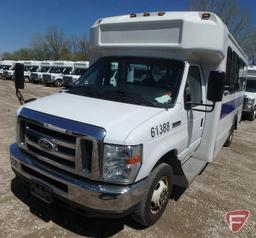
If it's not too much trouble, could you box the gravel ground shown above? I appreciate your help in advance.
[0,80,255,238]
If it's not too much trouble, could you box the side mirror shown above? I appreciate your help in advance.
[15,63,25,90]
[207,71,225,102]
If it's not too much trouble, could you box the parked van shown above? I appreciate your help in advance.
[0,60,16,77]
[22,61,41,83]
[63,61,89,88]
[30,61,53,84]
[243,65,256,120]
[42,61,75,87]
[10,12,248,227]
[2,60,16,79]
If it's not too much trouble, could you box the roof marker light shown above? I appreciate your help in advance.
[202,13,211,20]
[158,12,165,16]
[143,12,150,17]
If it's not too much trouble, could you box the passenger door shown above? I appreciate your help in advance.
[184,65,206,157]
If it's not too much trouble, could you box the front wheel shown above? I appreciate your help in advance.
[132,163,173,227]
[55,79,63,87]
[24,76,30,83]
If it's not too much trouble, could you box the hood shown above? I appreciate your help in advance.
[20,92,164,144]
[245,91,256,100]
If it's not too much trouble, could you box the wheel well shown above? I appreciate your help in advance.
[152,149,189,188]
[153,150,182,176]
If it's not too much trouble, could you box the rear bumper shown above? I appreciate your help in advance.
[10,143,147,215]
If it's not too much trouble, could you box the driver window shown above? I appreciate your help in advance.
[185,66,202,104]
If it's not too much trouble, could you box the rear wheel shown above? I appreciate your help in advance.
[132,163,173,227]
[224,122,235,147]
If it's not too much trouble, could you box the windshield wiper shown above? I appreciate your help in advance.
[101,90,158,107]
[68,86,99,97]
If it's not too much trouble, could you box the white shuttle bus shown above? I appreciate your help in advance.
[2,60,16,79]
[22,61,41,83]
[30,61,54,84]
[10,12,248,226]
[63,61,89,88]
[42,61,75,87]
[243,65,256,120]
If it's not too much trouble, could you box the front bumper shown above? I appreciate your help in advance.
[10,143,147,215]
[243,105,254,114]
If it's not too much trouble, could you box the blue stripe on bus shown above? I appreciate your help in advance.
[220,96,244,119]
[19,108,106,141]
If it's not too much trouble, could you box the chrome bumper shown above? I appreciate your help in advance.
[10,143,147,214]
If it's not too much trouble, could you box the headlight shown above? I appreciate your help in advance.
[103,144,142,184]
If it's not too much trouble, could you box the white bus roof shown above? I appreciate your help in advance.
[90,11,248,63]
[74,61,89,68]
[53,61,75,67]
[22,60,41,66]
[0,60,16,65]
[40,61,54,67]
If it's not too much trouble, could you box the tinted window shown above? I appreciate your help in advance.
[186,66,202,104]
[71,57,185,108]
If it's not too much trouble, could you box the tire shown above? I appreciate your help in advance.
[224,122,234,147]
[132,163,173,227]
[55,79,63,87]
[24,76,30,83]
[248,109,255,121]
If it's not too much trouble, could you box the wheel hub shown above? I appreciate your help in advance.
[150,177,169,214]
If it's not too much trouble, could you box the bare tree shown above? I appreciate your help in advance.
[189,0,256,60]
[45,26,69,60]
[30,33,50,60]
[3,27,89,61]
[77,35,89,60]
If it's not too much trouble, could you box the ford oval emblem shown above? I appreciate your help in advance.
[38,138,56,152]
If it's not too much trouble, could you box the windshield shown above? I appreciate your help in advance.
[2,65,11,70]
[40,66,51,72]
[49,67,72,74]
[246,79,256,93]
[68,57,184,108]
[24,66,39,72]
[49,67,64,73]
[72,68,87,75]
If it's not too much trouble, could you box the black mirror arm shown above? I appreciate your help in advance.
[187,102,216,113]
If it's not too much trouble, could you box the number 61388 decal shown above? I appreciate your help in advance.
[151,122,170,138]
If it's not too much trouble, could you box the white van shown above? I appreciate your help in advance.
[22,61,41,83]
[63,61,89,88]
[10,12,248,227]
[42,61,75,87]
[243,65,256,120]
[2,60,16,79]
[31,61,53,84]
